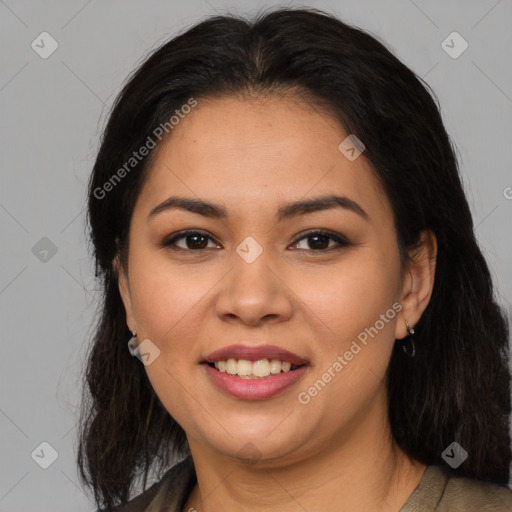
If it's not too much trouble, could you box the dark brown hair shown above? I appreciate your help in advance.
[78,7,511,510]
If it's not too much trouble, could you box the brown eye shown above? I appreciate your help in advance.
[161,231,220,251]
[290,230,351,252]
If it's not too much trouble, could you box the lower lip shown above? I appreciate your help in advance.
[203,364,308,400]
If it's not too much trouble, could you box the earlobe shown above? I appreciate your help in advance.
[395,230,437,339]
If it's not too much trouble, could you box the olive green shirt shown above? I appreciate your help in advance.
[115,455,512,511]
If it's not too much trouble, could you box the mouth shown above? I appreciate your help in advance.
[201,344,309,400]
[202,343,308,378]
[204,359,304,379]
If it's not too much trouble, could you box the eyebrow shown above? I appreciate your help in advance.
[148,194,369,222]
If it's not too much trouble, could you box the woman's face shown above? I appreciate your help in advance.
[118,95,421,466]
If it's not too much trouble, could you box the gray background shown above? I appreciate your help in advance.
[1,0,511,510]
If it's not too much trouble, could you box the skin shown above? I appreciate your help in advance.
[117,94,437,512]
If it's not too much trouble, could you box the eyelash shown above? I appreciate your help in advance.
[160,229,352,254]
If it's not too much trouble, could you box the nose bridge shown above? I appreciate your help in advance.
[231,237,277,303]
[215,237,293,324]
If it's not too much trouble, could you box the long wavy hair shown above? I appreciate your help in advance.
[78,7,511,510]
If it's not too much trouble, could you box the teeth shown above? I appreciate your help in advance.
[269,359,282,374]
[237,359,252,376]
[253,359,270,377]
[212,358,299,378]
[226,358,237,375]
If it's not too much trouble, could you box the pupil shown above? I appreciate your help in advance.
[309,235,329,250]
[187,235,207,249]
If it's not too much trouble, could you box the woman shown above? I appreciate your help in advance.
[78,8,512,511]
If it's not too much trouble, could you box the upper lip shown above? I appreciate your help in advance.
[203,344,308,366]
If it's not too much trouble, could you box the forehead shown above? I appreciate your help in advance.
[135,95,392,223]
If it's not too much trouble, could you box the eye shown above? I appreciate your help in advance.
[290,230,351,252]
[161,230,221,251]
[161,229,352,253]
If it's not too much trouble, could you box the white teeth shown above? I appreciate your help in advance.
[270,359,282,374]
[211,358,299,378]
[253,359,270,377]
[237,359,252,376]
[226,358,237,375]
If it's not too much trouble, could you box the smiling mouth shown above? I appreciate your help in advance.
[206,359,304,379]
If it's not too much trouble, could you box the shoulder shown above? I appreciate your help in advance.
[402,465,512,511]
[109,456,195,512]
[441,470,512,511]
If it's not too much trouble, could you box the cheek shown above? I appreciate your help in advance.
[128,252,213,351]
[293,265,399,423]
[121,234,225,427]
[294,251,401,415]
[295,251,400,343]
[127,256,213,426]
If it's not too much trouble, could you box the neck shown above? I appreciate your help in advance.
[183,392,426,512]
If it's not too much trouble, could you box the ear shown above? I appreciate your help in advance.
[113,253,137,332]
[395,230,437,340]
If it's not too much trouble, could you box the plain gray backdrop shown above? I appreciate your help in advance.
[1,0,511,510]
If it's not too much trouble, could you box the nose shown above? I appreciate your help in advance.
[214,249,294,327]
